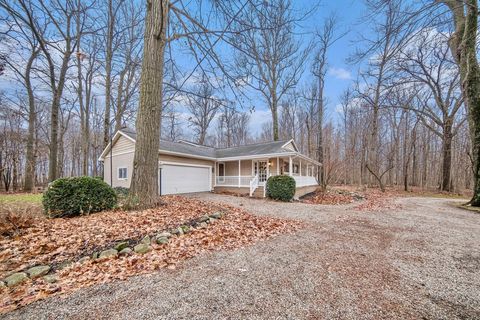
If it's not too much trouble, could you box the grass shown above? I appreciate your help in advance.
[0,193,43,204]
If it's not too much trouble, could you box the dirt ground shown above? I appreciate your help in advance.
[2,194,479,320]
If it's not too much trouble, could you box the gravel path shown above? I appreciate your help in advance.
[3,194,480,320]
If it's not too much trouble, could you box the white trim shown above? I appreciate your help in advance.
[117,167,128,180]
[99,131,136,160]
[103,150,135,158]
[281,139,298,152]
[159,149,216,161]
[217,153,296,162]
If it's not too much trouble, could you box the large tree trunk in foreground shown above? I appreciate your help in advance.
[441,120,453,192]
[129,0,168,208]
[441,0,480,204]
[24,50,38,192]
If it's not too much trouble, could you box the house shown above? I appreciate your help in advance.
[99,128,320,198]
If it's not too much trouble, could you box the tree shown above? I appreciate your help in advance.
[437,0,480,204]
[393,29,464,191]
[312,15,344,189]
[186,76,221,145]
[128,0,169,207]
[229,0,308,140]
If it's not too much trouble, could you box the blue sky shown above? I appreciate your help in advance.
[171,0,370,137]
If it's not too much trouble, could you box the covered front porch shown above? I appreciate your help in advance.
[214,156,319,197]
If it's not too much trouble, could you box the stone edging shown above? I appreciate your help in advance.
[0,211,226,288]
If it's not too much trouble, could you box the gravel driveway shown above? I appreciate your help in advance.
[3,194,480,320]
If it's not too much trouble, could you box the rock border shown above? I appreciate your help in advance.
[0,211,227,288]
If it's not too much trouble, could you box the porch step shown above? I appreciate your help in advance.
[251,187,265,198]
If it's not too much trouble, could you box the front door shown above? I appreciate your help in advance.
[254,160,268,184]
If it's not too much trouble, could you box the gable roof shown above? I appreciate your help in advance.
[99,128,319,165]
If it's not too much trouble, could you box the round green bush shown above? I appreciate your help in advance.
[43,176,117,218]
[266,175,296,201]
[113,186,129,197]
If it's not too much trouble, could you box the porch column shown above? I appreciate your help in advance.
[299,159,302,176]
[276,157,279,175]
[289,156,292,176]
[238,160,241,187]
[214,162,217,186]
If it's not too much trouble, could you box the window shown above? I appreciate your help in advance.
[118,167,128,180]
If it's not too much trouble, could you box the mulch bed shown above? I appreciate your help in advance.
[0,195,301,314]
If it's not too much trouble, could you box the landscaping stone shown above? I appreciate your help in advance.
[27,265,51,279]
[57,261,72,270]
[181,225,190,233]
[99,249,118,259]
[141,235,151,244]
[172,227,184,235]
[198,222,208,229]
[134,243,151,254]
[114,241,129,251]
[210,212,223,219]
[0,281,6,288]
[5,272,28,287]
[92,252,99,259]
[78,256,90,264]
[199,215,210,222]
[43,274,58,284]
[156,237,169,245]
[157,231,171,238]
[119,247,133,255]
[208,217,216,224]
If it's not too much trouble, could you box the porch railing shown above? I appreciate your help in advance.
[292,175,318,187]
[216,176,253,187]
[249,175,259,196]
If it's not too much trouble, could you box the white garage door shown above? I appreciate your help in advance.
[161,164,211,195]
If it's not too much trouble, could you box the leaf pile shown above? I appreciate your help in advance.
[354,189,401,211]
[0,196,225,279]
[302,189,363,205]
[0,197,301,313]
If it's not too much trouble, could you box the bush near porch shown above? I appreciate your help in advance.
[266,175,296,201]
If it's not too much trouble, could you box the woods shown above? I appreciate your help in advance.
[0,0,478,204]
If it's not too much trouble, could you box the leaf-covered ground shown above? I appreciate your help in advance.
[0,195,301,313]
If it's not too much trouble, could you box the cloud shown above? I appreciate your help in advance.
[328,67,352,80]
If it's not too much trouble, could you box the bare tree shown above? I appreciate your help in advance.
[186,76,221,145]
[437,0,480,205]
[312,15,345,189]
[229,0,309,141]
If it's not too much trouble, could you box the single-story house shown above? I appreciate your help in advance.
[99,128,320,198]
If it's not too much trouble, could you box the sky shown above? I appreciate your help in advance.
[169,0,371,138]
[0,0,371,140]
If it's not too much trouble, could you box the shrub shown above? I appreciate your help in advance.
[266,175,296,201]
[43,176,117,218]
[113,186,129,197]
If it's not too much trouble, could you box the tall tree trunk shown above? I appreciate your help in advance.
[103,0,115,170]
[271,93,279,141]
[23,49,38,192]
[442,0,480,204]
[129,0,169,208]
[441,118,453,191]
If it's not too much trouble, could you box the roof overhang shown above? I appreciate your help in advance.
[99,130,321,166]
[98,130,136,161]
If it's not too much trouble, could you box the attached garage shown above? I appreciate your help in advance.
[160,163,212,195]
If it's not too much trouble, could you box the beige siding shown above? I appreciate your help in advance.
[103,136,215,190]
[222,160,252,176]
[283,142,296,151]
[103,135,136,188]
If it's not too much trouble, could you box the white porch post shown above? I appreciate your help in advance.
[277,157,279,175]
[214,161,217,186]
[300,160,302,176]
[289,156,292,176]
[238,160,241,187]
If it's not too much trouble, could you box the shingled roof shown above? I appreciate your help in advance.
[118,128,297,159]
